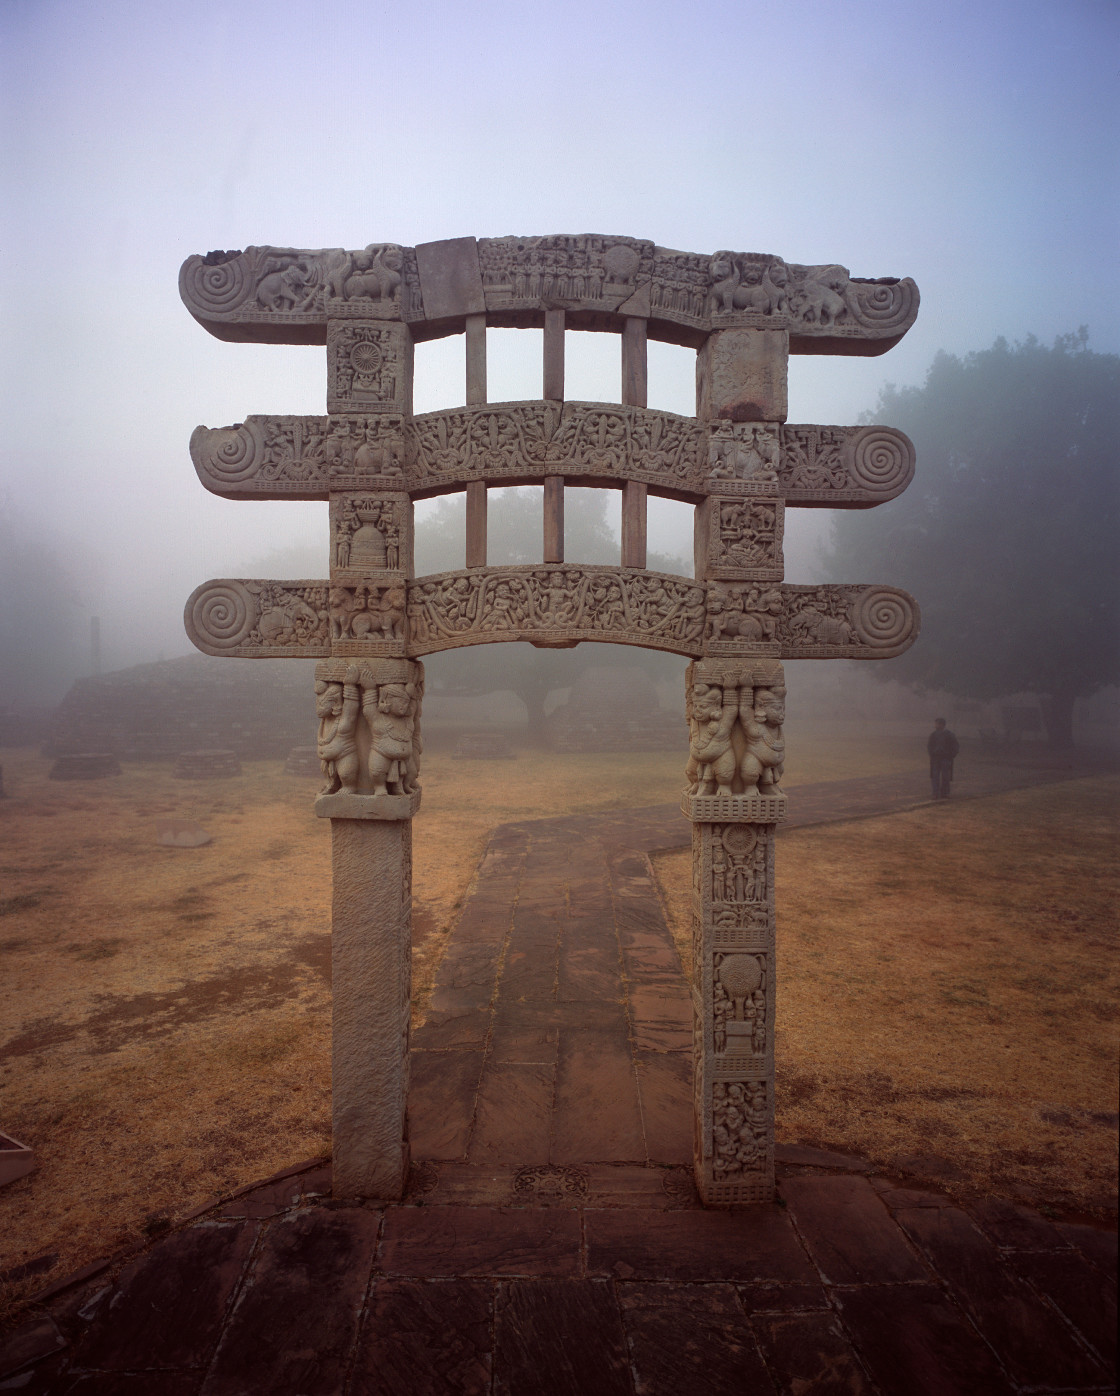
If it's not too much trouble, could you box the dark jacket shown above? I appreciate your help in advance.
[928,728,959,776]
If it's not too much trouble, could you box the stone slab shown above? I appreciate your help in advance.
[350,1278,493,1396]
[549,1024,645,1164]
[896,1204,1107,1388]
[1057,1221,1118,1279]
[493,1279,631,1396]
[633,1052,692,1164]
[200,1209,379,1396]
[617,1281,774,1396]
[156,819,212,848]
[735,1281,829,1312]
[76,1222,256,1371]
[0,1317,65,1382]
[965,1194,1069,1251]
[415,237,486,321]
[779,1175,929,1284]
[1012,1247,1117,1366]
[585,1207,815,1283]
[775,1142,872,1172]
[468,1062,555,1167]
[408,1049,486,1159]
[379,1205,581,1278]
[314,791,421,821]
[833,1284,1014,1396]
[750,1311,874,1396]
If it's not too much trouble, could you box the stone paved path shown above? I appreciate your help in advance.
[3,765,1115,1394]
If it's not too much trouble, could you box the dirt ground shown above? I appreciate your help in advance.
[657,776,1120,1217]
[1,735,1115,1315]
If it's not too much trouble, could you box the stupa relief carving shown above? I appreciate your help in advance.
[331,495,409,574]
[179,230,920,1209]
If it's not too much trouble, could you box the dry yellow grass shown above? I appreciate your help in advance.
[656,776,1120,1215]
[4,731,1108,1317]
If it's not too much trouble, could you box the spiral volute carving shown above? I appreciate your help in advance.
[192,424,259,484]
[848,279,918,332]
[187,581,257,651]
[179,254,253,317]
[853,588,917,650]
[849,428,915,495]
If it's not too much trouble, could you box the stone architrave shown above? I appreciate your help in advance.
[179,233,920,1207]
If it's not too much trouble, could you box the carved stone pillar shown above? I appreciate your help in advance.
[683,658,785,1205]
[314,656,423,1199]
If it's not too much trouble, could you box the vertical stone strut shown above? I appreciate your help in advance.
[314,657,423,1198]
[689,324,788,1205]
[683,661,785,1204]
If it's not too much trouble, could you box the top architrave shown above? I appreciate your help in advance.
[180,235,918,355]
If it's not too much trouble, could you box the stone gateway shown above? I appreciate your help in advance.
[180,234,919,1205]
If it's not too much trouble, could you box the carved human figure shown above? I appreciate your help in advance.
[363,682,418,796]
[738,686,785,796]
[686,682,737,795]
[316,665,362,794]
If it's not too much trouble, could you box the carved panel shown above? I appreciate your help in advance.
[478,234,654,313]
[327,323,412,414]
[706,498,784,579]
[330,494,411,577]
[179,245,417,340]
[406,566,707,657]
[705,583,919,658]
[713,951,768,1063]
[405,401,707,492]
[312,657,423,806]
[707,424,781,495]
[189,417,332,498]
[181,239,917,353]
[185,580,330,657]
[328,581,408,655]
[780,425,914,505]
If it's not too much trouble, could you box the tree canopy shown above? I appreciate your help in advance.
[824,331,1119,746]
[415,486,689,742]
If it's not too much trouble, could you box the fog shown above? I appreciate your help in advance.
[2,0,1116,703]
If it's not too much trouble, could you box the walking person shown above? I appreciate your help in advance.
[927,717,960,799]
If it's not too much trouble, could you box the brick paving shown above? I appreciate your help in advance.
[2,765,1114,1394]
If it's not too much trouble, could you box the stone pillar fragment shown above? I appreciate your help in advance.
[697,329,788,424]
[313,656,423,1199]
[683,658,785,1205]
[330,816,412,1198]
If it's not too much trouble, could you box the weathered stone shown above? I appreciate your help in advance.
[779,1175,930,1284]
[350,1278,493,1396]
[493,1280,631,1396]
[75,1223,256,1371]
[617,1282,774,1396]
[180,229,918,1210]
[172,749,240,779]
[329,818,412,1199]
[47,753,121,780]
[895,1204,1108,1388]
[750,1311,874,1395]
[584,1207,815,1282]
[200,1209,379,1396]
[156,819,212,848]
[379,1205,581,1278]
[698,329,788,423]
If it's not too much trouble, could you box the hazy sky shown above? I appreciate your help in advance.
[2,0,1117,677]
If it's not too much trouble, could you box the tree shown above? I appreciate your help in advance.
[824,331,1119,747]
[415,487,689,743]
[0,497,89,712]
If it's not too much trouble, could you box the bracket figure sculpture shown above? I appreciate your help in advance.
[180,234,920,1205]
